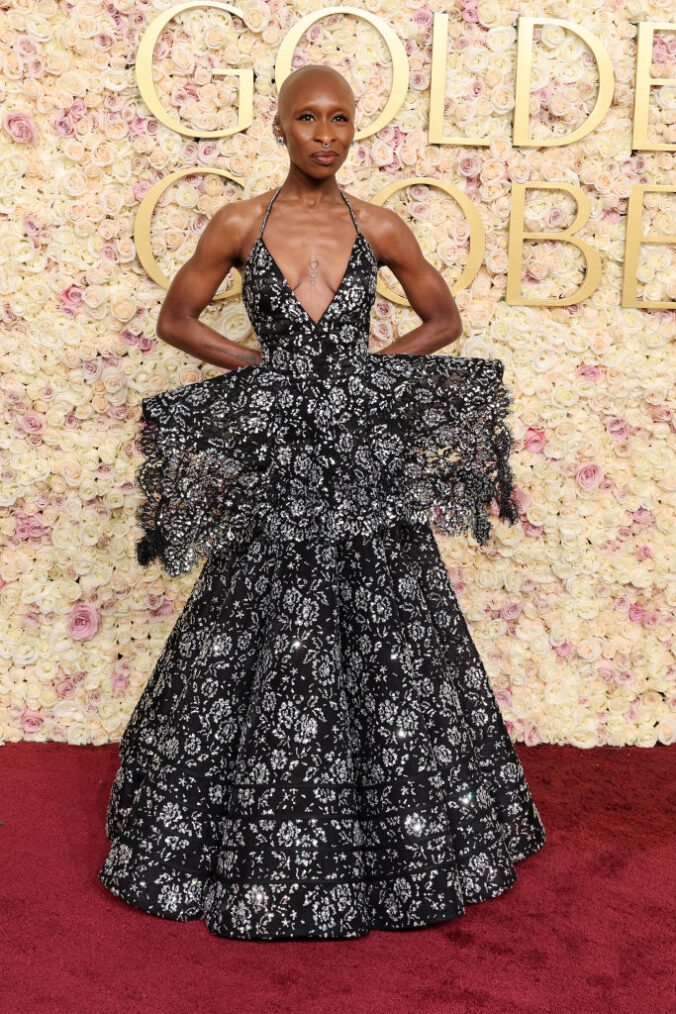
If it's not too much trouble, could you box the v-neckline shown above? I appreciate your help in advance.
[258,232,361,330]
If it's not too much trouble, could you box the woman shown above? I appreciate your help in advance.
[99,64,546,940]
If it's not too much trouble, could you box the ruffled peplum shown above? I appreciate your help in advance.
[135,353,521,577]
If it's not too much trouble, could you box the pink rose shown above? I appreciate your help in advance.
[21,707,43,732]
[606,417,629,439]
[575,463,603,490]
[81,359,102,380]
[15,35,40,59]
[69,98,87,120]
[495,688,512,707]
[53,110,74,136]
[28,515,47,537]
[55,679,76,698]
[94,33,114,51]
[132,179,153,202]
[598,662,614,682]
[632,506,653,525]
[410,8,433,26]
[457,152,481,177]
[179,141,199,165]
[554,642,571,658]
[151,28,172,56]
[197,140,219,163]
[410,71,429,91]
[129,115,147,137]
[60,285,82,309]
[523,427,546,453]
[543,203,567,226]
[576,363,602,382]
[652,36,669,62]
[3,109,39,144]
[499,602,522,621]
[20,409,46,434]
[66,601,100,641]
[112,671,129,690]
[190,213,209,234]
[628,603,645,623]
[391,126,406,149]
[14,517,31,540]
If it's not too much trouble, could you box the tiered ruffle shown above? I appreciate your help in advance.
[135,354,520,577]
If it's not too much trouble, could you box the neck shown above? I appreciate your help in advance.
[278,166,342,204]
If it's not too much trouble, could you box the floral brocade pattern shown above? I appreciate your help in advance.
[98,188,546,939]
[134,187,519,580]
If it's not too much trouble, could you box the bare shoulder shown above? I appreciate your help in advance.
[206,188,278,265]
[341,191,415,266]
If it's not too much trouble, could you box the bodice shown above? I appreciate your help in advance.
[241,186,378,375]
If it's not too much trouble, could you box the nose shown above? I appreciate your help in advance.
[314,119,336,145]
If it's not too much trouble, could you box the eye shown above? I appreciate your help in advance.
[297,113,350,121]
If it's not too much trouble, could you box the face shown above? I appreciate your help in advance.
[274,72,355,175]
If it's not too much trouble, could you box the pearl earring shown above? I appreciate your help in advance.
[275,133,286,146]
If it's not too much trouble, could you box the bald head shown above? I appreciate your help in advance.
[277,64,355,124]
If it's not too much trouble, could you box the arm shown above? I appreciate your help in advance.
[370,207,463,356]
[155,203,262,371]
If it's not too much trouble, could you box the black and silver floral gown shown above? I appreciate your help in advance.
[98,186,546,940]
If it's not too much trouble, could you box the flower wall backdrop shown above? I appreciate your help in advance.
[0,0,674,748]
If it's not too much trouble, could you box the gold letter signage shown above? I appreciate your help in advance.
[135,1,253,139]
[133,9,676,310]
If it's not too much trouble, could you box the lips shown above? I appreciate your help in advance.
[311,151,338,163]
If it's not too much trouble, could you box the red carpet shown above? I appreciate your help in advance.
[1,742,673,1014]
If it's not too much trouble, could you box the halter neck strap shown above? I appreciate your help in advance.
[258,186,282,239]
[258,187,360,240]
[340,190,360,234]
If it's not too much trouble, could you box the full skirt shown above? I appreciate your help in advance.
[98,518,546,940]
